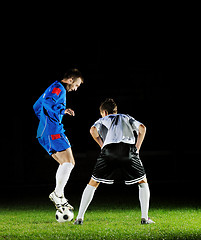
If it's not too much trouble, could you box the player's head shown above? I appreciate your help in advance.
[100,98,117,117]
[61,68,84,92]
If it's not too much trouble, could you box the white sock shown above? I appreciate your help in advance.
[54,162,74,197]
[77,184,96,220]
[138,182,150,220]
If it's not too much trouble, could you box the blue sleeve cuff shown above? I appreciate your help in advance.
[60,109,65,115]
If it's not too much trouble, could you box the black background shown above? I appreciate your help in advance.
[1,17,200,199]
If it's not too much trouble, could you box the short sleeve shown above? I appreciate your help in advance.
[128,115,143,133]
[93,119,102,133]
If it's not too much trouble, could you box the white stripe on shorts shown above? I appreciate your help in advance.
[92,175,114,184]
[125,174,146,185]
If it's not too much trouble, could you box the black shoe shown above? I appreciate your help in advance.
[74,218,83,225]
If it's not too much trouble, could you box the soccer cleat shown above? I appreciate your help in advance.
[74,218,83,225]
[141,218,155,224]
[49,191,74,213]
[61,196,74,210]
[49,191,63,212]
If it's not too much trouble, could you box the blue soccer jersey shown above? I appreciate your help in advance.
[33,81,66,138]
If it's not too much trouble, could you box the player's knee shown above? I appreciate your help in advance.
[138,177,147,184]
[62,158,75,165]
[61,151,75,165]
[88,179,100,188]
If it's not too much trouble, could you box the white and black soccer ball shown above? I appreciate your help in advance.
[55,207,74,223]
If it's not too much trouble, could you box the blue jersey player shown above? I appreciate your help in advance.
[33,68,84,212]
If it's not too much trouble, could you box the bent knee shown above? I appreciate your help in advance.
[89,178,100,188]
[138,177,147,184]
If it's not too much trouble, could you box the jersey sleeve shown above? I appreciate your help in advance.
[128,115,143,133]
[93,119,102,132]
[33,95,43,119]
[43,87,66,115]
[93,118,109,143]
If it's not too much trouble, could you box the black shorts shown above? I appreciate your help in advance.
[91,142,146,185]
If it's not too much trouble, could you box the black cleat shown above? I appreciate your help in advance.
[74,218,83,225]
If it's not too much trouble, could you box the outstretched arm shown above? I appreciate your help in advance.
[135,124,146,152]
[90,126,103,148]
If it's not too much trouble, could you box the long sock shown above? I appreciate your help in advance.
[77,184,96,220]
[54,162,74,197]
[138,182,150,220]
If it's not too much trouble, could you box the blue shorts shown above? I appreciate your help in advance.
[38,133,71,155]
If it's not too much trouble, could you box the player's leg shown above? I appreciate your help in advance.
[74,179,100,225]
[138,177,155,224]
[138,177,149,220]
[75,144,113,224]
[51,133,75,197]
[52,148,75,197]
[124,144,154,224]
[38,135,74,211]
[88,178,100,188]
[49,148,75,211]
[52,147,75,165]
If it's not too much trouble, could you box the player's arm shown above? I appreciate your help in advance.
[44,97,75,116]
[135,124,146,152]
[43,97,65,115]
[90,126,103,148]
[43,86,71,116]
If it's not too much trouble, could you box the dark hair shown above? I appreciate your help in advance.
[63,68,84,83]
[100,98,117,114]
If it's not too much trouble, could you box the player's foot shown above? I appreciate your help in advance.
[74,218,83,225]
[141,218,155,224]
[49,191,74,212]
[49,191,63,212]
[61,196,74,210]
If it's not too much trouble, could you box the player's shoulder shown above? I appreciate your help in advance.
[94,115,111,125]
[52,81,65,91]
[120,114,136,125]
[49,81,65,96]
[101,114,128,121]
[118,113,135,120]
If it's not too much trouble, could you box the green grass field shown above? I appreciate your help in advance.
[0,192,200,240]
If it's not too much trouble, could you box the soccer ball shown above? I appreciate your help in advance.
[55,207,74,223]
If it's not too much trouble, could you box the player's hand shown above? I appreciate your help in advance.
[65,108,75,116]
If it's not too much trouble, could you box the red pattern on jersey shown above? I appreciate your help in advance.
[52,88,61,96]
